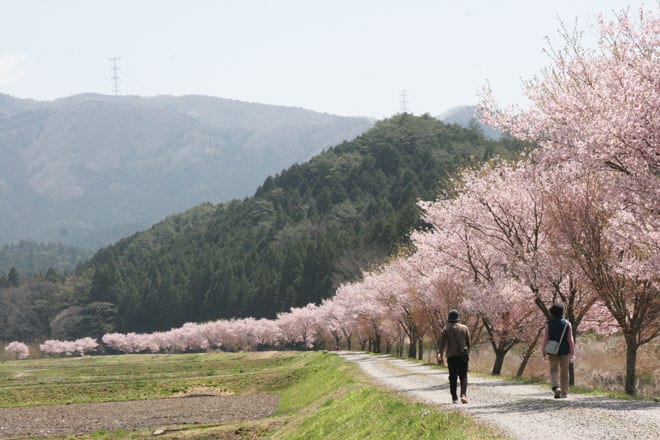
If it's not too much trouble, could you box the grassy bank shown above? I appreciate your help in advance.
[0,351,504,439]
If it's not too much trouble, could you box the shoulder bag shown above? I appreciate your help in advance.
[544,320,567,355]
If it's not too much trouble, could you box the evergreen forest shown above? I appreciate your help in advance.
[78,114,527,333]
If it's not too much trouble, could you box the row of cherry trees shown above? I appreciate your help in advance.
[4,338,100,359]
[476,7,659,394]
[3,8,656,395]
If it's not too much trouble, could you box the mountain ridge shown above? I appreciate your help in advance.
[0,93,373,249]
[439,104,501,139]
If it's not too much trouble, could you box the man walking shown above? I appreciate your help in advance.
[437,310,471,404]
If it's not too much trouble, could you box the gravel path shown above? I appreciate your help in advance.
[0,394,279,439]
[337,351,660,440]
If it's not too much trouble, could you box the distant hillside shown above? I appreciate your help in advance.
[0,93,373,250]
[440,105,501,140]
[0,241,90,276]
[0,94,40,117]
[76,114,529,333]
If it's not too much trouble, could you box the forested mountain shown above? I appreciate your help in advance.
[78,114,529,333]
[0,93,372,250]
[0,241,90,275]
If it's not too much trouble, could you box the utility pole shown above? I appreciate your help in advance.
[399,90,409,114]
[109,56,121,95]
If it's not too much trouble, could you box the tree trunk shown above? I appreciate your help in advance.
[374,336,382,353]
[492,349,506,375]
[516,326,543,377]
[483,316,513,376]
[417,337,423,360]
[398,333,405,357]
[408,338,416,359]
[624,334,638,395]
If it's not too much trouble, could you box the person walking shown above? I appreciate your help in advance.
[542,303,575,398]
[437,309,471,404]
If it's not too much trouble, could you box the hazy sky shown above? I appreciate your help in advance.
[0,0,653,118]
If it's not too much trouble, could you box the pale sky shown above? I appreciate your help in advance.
[0,0,654,118]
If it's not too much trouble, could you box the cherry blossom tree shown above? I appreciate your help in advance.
[73,337,99,355]
[101,332,158,353]
[480,7,659,394]
[317,294,362,351]
[546,169,659,394]
[276,303,319,349]
[463,162,605,377]
[405,233,477,362]
[415,167,548,375]
[366,261,422,358]
[332,271,391,354]
[318,284,361,350]
[40,338,98,356]
[481,9,658,204]
[4,341,29,359]
[422,275,470,363]
[251,318,283,348]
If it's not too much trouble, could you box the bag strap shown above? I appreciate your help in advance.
[557,320,568,346]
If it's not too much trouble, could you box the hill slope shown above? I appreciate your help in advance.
[0,93,372,249]
[440,105,501,140]
[80,114,528,332]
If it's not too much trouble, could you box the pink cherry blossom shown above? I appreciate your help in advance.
[4,341,29,359]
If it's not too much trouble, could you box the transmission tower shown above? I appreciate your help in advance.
[399,90,409,113]
[109,56,121,95]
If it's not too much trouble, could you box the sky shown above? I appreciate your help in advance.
[0,0,654,119]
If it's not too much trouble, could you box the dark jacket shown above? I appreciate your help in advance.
[548,317,570,355]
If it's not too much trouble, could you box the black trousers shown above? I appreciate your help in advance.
[447,356,468,400]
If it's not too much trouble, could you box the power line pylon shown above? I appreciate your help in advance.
[109,56,121,95]
[399,90,409,113]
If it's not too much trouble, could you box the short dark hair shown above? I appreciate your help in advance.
[549,303,564,317]
[448,310,459,322]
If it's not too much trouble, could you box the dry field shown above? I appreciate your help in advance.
[467,334,659,399]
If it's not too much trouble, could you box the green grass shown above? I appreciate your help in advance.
[0,351,507,439]
[0,351,301,407]
[269,352,502,439]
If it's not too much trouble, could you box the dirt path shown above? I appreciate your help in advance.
[337,351,660,440]
[0,394,278,439]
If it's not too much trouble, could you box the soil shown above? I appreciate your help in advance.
[338,351,660,440]
[0,393,279,439]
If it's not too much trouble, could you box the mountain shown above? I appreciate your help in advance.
[0,94,40,117]
[73,114,529,334]
[0,241,90,276]
[0,93,373,250]
[439,105,501,140]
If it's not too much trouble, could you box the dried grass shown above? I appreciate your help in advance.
[467,334,659,399]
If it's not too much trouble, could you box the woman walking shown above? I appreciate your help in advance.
[542,303,575,398]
